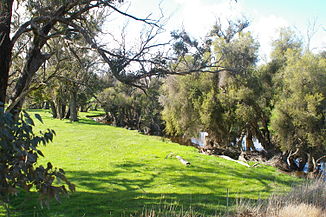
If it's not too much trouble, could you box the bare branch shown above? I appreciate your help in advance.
[104,3,160,27]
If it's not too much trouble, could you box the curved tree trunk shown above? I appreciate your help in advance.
[286,150,300,171]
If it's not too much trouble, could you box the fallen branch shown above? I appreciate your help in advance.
[176,155,191,166]
[218,155,250,167]
[252,162,260,167]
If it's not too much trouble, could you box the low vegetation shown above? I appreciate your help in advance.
[1,110,302,216]
[234,178,325,217]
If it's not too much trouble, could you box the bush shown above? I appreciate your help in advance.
[0,108,74,211]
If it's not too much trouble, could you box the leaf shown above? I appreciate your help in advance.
[47,162,53,170]
[37,150,44,157]
[34,113,43,124]
[59,168,65,174]
[25,116,35,126]
[68,183,76,192]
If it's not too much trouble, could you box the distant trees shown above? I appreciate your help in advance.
[99,78,164,135]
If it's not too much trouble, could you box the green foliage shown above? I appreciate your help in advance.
[98,79,164,134]
[270,28,302,62]
[270,53,326,152]
[213,32,259,75]
[161,73,209,136]
[161,31,271,148]
[0,109,74,207]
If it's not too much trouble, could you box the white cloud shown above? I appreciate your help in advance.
[249,15,289,62]
[170,0,244,38]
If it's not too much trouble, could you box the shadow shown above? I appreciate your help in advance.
[74,118,107,126]
[26,109,50,113]
[6,160,298,217]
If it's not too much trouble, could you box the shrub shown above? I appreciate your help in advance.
[0,108,74,212]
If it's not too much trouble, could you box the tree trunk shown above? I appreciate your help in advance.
[5,3,67,117]
[49,101,57,118]
[245,131,255,152]
[55,100,66,120]
[9,47,51,119]
[61,104,66,119]
[0,0,14,106]
[255,123,275,154]
[286,150,300,171]
[65,108,71,119]
[307,153,314,172]
[69,91,78,122]
[297,153,308,171]
[80,105,86,112]
[43,102,49,109]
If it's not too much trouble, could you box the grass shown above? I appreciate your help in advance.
[234,178,326,217]
[1,110,302,216]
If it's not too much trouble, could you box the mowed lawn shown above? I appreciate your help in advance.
[4,110,301,216]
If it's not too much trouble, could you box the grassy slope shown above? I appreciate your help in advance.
[4,110,301,216]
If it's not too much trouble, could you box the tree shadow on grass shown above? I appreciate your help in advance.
[74,118,106,126]
[7,162,299,217]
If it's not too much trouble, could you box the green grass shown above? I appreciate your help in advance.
[2,110,301,216]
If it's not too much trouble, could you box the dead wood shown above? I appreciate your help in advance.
[176,155,190,166]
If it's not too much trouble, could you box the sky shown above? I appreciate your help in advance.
[113,0,326,62]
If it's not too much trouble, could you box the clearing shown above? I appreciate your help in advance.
[3,110,301,216]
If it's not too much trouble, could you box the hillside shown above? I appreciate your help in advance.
[3,110,301,216]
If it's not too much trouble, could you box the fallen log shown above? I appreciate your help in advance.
[176,155,191,166]
[218,155,250,167]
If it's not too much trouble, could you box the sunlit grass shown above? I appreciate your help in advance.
[2,109,301,216]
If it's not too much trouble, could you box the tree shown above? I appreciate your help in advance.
[50,39,101,121]
[270,52,326,171]
[161,24,265,152]
[1,0,227,121]
[0,0,13,106]
[98,78,164,135]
